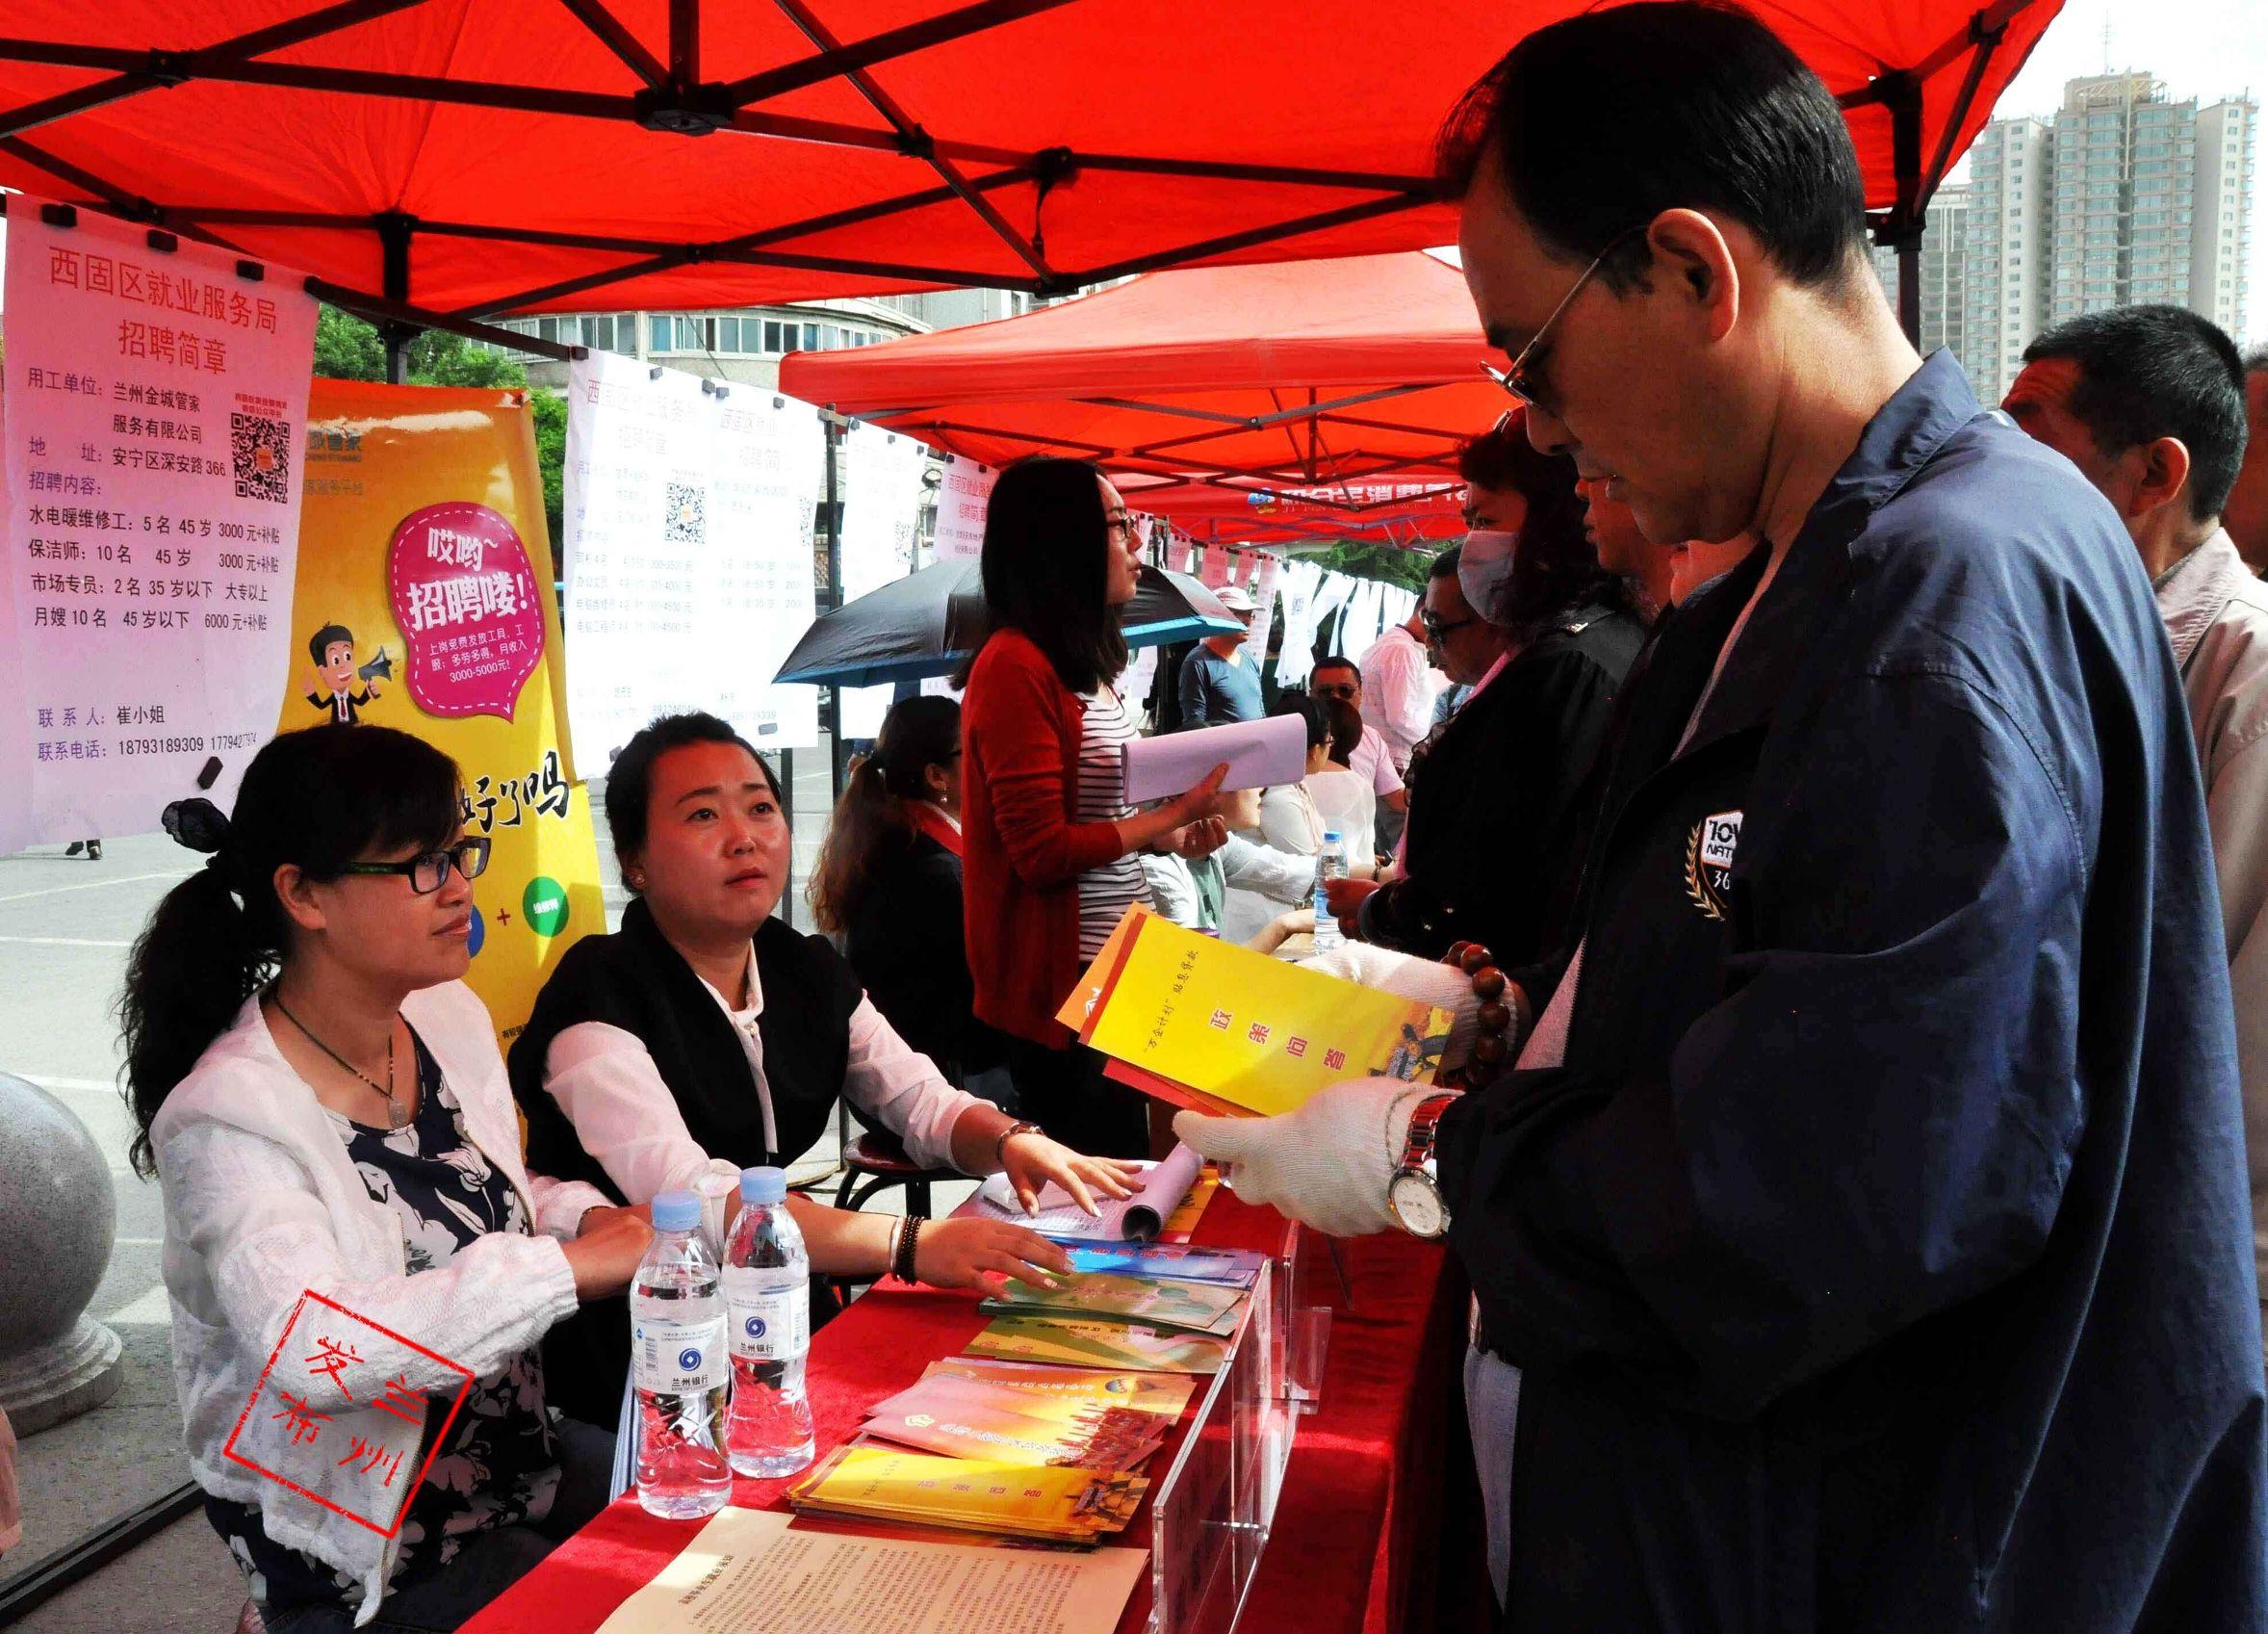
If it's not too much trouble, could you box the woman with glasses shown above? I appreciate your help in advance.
[122,724,655,1633]
[512,711,1125,1426]
[1328,423,1645,967]
[809,694,1002,1088]
[959,456,1228,1157]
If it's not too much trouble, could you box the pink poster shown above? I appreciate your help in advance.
[385,501,546,720]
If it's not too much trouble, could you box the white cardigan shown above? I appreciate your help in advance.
[151,981,609,1627]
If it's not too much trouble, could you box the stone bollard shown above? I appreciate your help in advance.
[0,1074,124,1434]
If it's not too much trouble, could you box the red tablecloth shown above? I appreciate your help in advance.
[465,1193,1483,1634]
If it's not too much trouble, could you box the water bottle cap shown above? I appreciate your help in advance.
[651,1190,700,1232]
[740,1166,787,1206]
[1324,830,1342,843]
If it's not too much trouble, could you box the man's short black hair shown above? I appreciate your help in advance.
[1429,543,1462,583]
[308,622,352,666]
[1309,654,1360,682]
[1437,2,1869,293]
[2022,305,2250,523]
[605,710,781,872]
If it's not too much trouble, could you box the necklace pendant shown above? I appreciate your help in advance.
[387,1098,413,1131]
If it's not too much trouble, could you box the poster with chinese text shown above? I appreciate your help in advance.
[0,195,316,849]
[561,351,823,765]
[932,454,995,564]
[288,379,601,1041]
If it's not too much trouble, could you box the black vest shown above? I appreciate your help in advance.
[508,899,863,1424]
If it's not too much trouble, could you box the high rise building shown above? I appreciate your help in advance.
[1963,117,2054,404]
[1872,182,1971,368]
[1873,73,2255,407]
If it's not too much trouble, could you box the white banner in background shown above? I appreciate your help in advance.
[837,422,930,739]
[0,195,317,850]
[563,351,823,765]
[933,456,995,564]
[1275,561,1325,686]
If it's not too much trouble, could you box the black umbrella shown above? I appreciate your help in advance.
[775,559,1245,687]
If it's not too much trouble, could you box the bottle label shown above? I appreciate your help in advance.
[723,1268,809,1363]
[631,1298,727,1394]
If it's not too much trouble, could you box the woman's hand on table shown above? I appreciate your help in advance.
[999,1131,1143,1217]
[915,1219,1073,1289]
[562,1206,655,1299]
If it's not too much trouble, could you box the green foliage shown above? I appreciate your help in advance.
[1308,539,1434,592]
[312,303,563,544]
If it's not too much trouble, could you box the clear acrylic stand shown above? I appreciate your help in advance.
[1146,1258,1293,1634]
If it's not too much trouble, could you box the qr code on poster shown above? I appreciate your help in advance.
[664,482,706,548]
[231,412,291,504]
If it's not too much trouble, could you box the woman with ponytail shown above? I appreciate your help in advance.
[809,695,1000,1086]
[123,724,652,1634]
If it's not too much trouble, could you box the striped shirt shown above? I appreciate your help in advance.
[1075,685,1151,958]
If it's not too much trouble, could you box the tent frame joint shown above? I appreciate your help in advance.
[631,81,735,136]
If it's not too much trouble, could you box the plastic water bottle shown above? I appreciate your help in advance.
[721,1166,815,1477]
[631,1190,731,1520]
[1313,829,1347,950]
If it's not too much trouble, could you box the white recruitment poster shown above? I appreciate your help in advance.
[1243,551,1282,658]
[563,351,823,765]
[0,196,317,850]
[933,455,995,564]
[837,422,929,739]
[1275,560,1325,686]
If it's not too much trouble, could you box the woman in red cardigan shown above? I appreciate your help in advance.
[961,457,1226,1156]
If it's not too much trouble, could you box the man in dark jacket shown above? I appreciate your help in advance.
[1177,6,2268,1629]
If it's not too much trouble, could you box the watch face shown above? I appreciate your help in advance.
[1389,1173,1446,1237]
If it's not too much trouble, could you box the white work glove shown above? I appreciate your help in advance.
[1173,1079,1433,1237]
[1299,944,1482,1075]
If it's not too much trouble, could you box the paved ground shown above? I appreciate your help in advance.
[0,746,966,1631]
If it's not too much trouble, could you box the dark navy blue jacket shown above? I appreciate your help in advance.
[1437,353,2267,1630]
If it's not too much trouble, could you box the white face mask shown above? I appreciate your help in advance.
[1456,530,1520,626]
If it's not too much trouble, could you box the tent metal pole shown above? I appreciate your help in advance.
[1885,68,1924,348]
[823,416,848,802]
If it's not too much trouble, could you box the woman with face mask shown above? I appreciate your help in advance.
[1327,421,1648,967]
[124,725,654,1634]
[510,712,1135,1426]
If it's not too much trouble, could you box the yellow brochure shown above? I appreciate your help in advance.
[1072,907,1455,1117]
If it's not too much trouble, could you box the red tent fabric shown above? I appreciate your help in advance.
[782,250,1490,540]
[0,0,2060,323]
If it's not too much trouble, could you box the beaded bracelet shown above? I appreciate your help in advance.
[890,1215,924,1284]
[1439,940,1523,1091]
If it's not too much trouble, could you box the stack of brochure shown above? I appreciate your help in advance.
[785,1443,1148,1544]
[961,1256,1264,1377]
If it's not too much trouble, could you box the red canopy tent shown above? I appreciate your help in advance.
[0,0,2060,357]
[781,249,1492,544]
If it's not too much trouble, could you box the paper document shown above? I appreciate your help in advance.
[593,1505,1145,1634]
[1121,712,1306,802]
[964,1144,1204,1241]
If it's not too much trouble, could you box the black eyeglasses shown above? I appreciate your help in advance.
[1311,681,1360,700]
[1422,611,1479,641]
[340,838,492,895]
[1105,511,1138,542]
[1483,225,1646,415]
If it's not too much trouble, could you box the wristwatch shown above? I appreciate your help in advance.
[1386,1092,1458,1239]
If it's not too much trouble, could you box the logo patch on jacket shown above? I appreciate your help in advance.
[1684,810,1742,921]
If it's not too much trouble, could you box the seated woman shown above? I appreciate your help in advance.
[511,711,1133,1425]
[808,695,1004,1088]
[124,724,655,1634]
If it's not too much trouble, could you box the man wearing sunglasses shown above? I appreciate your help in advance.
[1175,4,2267,1628]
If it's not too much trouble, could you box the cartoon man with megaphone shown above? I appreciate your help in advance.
[302,620,391,725]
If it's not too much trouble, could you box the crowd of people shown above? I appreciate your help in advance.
[92,2,2268,1629]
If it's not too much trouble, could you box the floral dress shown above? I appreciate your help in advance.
[207,1032,563,1614]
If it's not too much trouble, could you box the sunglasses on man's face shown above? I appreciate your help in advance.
[1422,611,1479,642]
[1483,225,1646,417]
[1311,681,1360,700]
[339,837,492,895]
